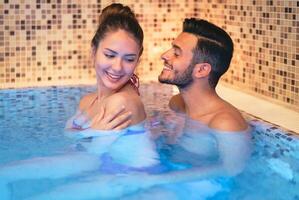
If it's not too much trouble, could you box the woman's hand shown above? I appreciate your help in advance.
[90,106,132,130]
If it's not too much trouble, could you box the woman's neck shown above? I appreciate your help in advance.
[97,87,113,101]
[96,80,113,101]
[96,81,130,101]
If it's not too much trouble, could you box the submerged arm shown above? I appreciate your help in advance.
[148,130,252,185]
[29,132,252,199]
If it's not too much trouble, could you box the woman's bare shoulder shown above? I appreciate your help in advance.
[107,91,144,111]
[105,91,146,124]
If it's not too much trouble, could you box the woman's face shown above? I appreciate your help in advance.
[93,29,141,92]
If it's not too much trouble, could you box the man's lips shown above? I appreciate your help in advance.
[163,63,173,71]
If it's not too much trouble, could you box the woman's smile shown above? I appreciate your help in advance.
[104,70,124,82]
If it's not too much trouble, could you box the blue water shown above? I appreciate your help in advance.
[0,83,298,200]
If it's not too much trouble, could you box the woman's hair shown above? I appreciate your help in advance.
[91,3,143,55]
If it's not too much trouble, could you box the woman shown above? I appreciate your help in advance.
[68,3,146,131]
[64,2,158,169]
[0,4,158,199]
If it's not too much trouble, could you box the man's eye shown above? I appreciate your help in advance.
[174,52,180,57]
[173,49,180,57]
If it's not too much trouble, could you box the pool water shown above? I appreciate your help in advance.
[0,83,298,200]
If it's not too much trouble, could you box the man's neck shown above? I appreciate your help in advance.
[178,83,220,120]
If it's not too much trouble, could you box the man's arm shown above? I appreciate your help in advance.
[150,129,252,184]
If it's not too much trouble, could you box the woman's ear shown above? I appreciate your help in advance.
[193,63,211,78]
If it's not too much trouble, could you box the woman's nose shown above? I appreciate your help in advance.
[112,58,123,72]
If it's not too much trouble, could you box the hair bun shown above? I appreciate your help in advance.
[99,3,135,23]
[91,3,143,52]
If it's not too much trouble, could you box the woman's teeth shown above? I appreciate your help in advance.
[106,71,122,79]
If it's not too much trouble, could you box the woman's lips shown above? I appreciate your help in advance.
[105,71,123,81]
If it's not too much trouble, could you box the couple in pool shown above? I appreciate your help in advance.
[0,3,252,199]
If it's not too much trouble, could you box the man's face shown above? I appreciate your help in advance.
[158,32,198,89]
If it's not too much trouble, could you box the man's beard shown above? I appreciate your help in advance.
[158,62,195,89]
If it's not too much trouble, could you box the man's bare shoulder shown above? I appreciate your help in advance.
[209,107,248,132]
[79,92,97,111]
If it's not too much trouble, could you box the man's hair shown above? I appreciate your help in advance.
[183,18,234,88]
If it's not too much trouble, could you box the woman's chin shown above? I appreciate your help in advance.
[97,75,129,91]
[104,80,127,91]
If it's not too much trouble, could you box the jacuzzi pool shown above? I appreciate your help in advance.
[0,82,298,200]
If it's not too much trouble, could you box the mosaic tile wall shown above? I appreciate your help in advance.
[195,0,298,111]
[0,0,298,111]
[0,0,195,89]
[0,0,101,88]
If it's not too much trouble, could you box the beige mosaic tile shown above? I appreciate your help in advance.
[0,0,298,112]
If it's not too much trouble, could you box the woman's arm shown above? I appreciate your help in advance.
[66,93,134,131]
[90,105,133,130]
[65,93,96,130]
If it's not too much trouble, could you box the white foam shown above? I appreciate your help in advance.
[267,158,293,180]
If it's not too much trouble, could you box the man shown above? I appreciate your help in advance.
[159,18,248,132]
[134,18,252,194]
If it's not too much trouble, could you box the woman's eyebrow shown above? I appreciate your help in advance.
[104,48,137,56]
[104,48,117,54]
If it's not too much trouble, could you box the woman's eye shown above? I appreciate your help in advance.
[105,54,115,58]
[126,58,135,62]
[125,57,136,62]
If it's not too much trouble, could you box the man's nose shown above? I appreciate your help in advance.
[161,49,171,61]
